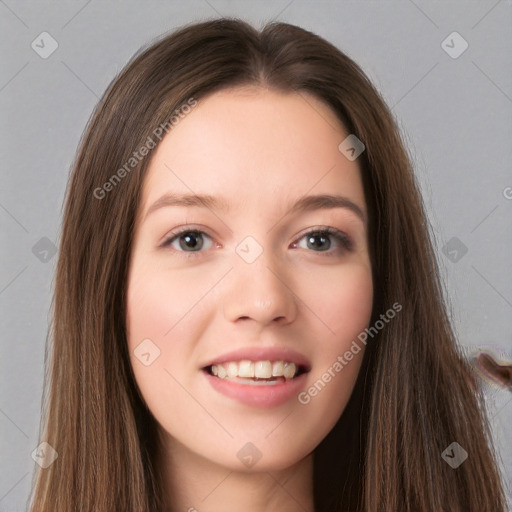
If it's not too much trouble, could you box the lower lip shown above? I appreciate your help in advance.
[203,370,308,408]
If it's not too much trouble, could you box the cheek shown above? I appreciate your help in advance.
[295,260,373,346]
[297,263,371,380]
[126,256,209,348]
[289,262,372,410]
[125,259,208,405]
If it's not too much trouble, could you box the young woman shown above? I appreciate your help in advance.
[28,18,507,512]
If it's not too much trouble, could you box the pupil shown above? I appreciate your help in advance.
[308,234,330,251]
[180,232,203,251]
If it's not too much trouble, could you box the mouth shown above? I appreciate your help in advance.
[202,357,310,408]
[203,359,309,386]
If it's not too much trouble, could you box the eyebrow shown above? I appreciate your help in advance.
[144,192,366,223]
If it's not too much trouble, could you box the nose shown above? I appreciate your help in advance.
[222,249,298,327]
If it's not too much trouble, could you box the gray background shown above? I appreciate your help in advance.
[1,1,511,510]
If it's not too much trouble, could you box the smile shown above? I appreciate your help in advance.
[209,359,302,383]
[203,356,310,408]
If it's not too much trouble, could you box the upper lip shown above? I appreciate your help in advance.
[202,346,311,372]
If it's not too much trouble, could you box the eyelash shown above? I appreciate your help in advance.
[161,226,353,259]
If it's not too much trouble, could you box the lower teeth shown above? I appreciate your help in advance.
[218,375,287,386]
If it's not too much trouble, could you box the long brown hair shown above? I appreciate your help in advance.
[28,18,506,511]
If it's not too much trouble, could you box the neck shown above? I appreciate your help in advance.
[156,434,315,512]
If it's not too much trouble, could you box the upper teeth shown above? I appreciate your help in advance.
[211,360,298,380]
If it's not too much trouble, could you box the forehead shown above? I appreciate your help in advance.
[139,87,364,217]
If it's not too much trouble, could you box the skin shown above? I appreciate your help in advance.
[126,87,374,512]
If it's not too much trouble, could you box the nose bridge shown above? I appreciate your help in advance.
[222,236,297,325]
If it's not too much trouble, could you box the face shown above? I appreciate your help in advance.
[126,87,373,472]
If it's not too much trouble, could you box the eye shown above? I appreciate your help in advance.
[161,228,214,256]
[292,227,352,255]
[161,225,352,258]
